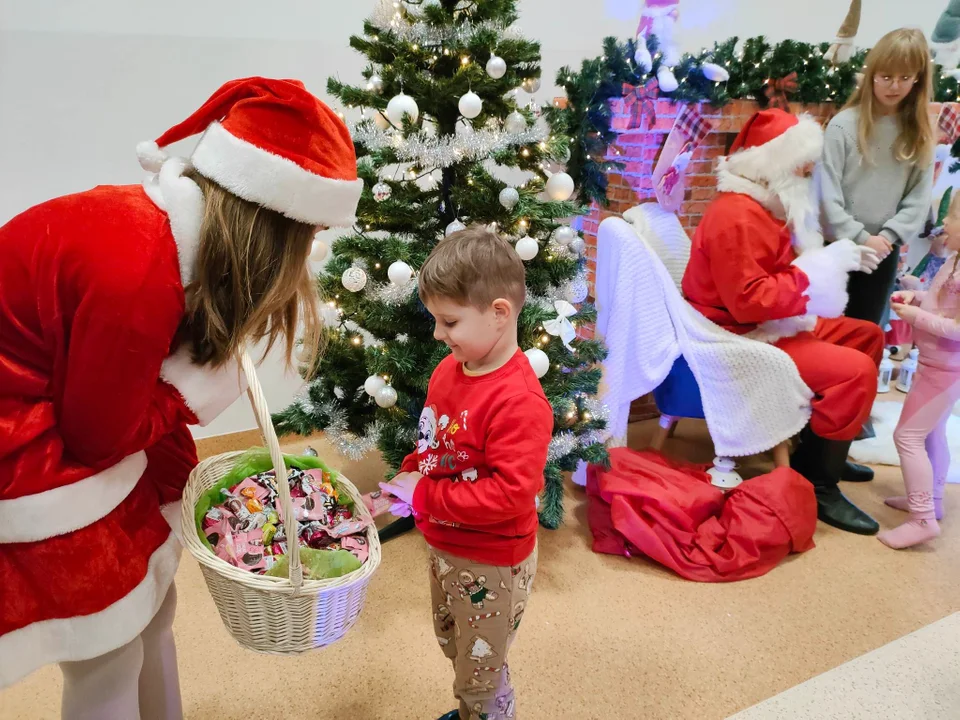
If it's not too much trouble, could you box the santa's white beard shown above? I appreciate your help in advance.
[771,175,823,254]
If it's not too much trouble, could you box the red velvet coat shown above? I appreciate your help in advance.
[0,159,245,687]
[681,192,814,339]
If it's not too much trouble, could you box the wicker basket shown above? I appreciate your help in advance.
[179,351,381,654]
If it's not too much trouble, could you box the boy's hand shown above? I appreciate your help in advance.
[379,472,423,507]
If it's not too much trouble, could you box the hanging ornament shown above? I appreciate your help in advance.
[372,182,392,202]
[543,300,578,351]
[515,236,539,261]
[310,238,330,262]
[701,62,730,83]
[499,187,520,211]
[527,99,543,119]
[569,237,586,256]
[522,77,541,94]
[486,55,507,80]
[373,111,392,130]
[375,385,398,408]
[546,172,575,201]
[524,348,550,379]
[504,111,527,135]
[458,91,483,119]
[387,260,413,286]
[367,74,384,94]
[364,375,386,397]
[341,267,368,293]
[386,93,419,125]
[446,219,467,236]
[553,226,576,246]
[566,277,589,304]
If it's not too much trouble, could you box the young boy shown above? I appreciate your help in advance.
[380,226,554,720]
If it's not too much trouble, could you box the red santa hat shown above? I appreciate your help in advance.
[720,109,823,183]
[136,77,362,228]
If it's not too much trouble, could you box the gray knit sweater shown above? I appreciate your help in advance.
[819,108,933,245]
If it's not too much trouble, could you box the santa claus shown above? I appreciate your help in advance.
[682,109,885,536]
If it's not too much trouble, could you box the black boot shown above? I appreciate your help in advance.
[791,428,879,535]
[841,461,874,482]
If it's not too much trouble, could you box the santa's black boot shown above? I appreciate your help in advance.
[791,427,879,535]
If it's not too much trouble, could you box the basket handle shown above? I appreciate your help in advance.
[240,351,303,593]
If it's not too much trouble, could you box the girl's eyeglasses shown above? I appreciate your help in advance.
[874,75,918,89]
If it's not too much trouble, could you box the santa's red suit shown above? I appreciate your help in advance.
[682,111,884,441]
[682,109,884,536]
[0,78,362,688]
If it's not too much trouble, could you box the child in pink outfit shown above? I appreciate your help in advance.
[882,197,960,549]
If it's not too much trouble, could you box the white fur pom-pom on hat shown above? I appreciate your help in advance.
[137,140,168,173]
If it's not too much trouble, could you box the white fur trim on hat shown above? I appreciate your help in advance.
[0,452,146,544]
[0,533,180,688]
[191,122,363,227]
[721,115,823,184]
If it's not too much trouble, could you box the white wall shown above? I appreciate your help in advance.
[0,0,942,437]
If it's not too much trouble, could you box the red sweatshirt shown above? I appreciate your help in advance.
[402,349,554,566]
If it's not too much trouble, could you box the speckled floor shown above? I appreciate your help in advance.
[4,417,960,720]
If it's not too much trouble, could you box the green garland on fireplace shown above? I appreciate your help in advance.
[544,35,960,207]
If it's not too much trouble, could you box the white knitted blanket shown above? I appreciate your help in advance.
[594,212,814,458]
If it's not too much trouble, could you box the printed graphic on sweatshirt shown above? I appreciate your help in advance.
[417,405,440,454]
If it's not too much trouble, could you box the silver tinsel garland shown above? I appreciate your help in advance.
[547,431,578,462]
[582,396,611,423]
[351,123,548,169]
[369,1,509,45]
[368,277,418,306]
[298,396,383,462]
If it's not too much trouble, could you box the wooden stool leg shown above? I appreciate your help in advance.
[651,415,678,451]
[773,441,790,469]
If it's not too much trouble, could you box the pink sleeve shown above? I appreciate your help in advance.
[910,309,960,341]
[412,392,553,526]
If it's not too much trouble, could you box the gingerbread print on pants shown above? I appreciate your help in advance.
[428,547,537,720]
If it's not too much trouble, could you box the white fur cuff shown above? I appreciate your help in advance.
[160,346,247,427]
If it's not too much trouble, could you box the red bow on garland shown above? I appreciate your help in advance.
[622,79,659,131]
[764,72,798,112]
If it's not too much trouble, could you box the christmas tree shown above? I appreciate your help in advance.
[273,0,608,529]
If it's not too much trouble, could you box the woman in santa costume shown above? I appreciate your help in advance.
[682,109,885,536]
[0,77,361,717]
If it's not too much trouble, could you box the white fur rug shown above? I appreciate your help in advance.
[849,399,960,483]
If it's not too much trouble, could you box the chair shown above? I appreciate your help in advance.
[578,204,810,489]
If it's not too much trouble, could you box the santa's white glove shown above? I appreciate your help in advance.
[857,245,881,274]
[792,240,858,319]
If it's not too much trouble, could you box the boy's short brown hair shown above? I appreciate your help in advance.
[418,225,527,309]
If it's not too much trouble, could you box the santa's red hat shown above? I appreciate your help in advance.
[720,109,823,183]
[137,77,362,227]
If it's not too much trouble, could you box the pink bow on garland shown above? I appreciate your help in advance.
[622,79,659,131]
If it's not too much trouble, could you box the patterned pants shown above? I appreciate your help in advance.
[429,546,538,720]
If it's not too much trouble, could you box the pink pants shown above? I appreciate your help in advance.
[893,363,960,515]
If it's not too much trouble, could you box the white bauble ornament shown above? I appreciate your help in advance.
[701,62,730,83]
[525,348,550,379]
[374,111,392,130]
[458,91,483,119]
[386,93,419,125]
[546,172,575,201]
[486,55,507,80]
[566,277,589,304]
[553,226,576,246]
[522,77,541,94]
[367,74,384,94]
[569,237,586,256]
[387,260,413,286]
[499,187,520,210]
[372,182,392,202]
[446,219,467,236]
[527,99,543,119]
[341,267,368,293]
[375,385,398,408]
[515,236,539,261]
[310,239,330,262]
[504,111,527,134]
[364,375,386,397]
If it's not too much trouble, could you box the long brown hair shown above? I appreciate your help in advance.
[844,28,934,166]
[178,170,323,372]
